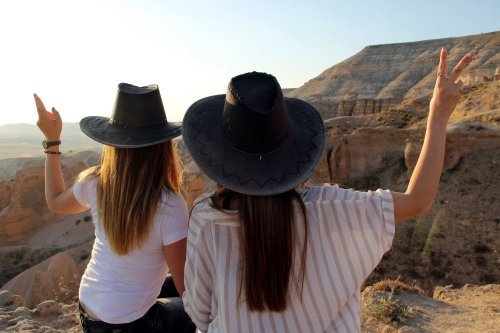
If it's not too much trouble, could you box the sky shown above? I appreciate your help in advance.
[0,0,499,126]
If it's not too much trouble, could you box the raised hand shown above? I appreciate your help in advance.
[430,48,474,122]
[34,94,62,141]
[392,47,475,222]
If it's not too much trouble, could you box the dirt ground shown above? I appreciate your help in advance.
[363,145,500,294]
[361,283,500,333]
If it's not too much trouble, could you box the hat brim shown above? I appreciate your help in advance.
[182,95,324,196]
[80,117,181,148]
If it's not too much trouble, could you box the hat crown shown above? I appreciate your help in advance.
[111,83,167,129]
[222,72,289,154]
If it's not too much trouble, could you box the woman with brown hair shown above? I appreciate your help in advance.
[181,48,473,332]
[34,83,195,332]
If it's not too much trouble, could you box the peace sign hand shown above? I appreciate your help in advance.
[34,94,62,141]
[430,48,474,122]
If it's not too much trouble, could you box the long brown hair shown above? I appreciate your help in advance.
[79,140,182,255]
[212,188,308,312]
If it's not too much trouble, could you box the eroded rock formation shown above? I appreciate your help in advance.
[0,151,99,246]
[287,31,500,119]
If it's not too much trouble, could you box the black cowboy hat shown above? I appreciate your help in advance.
[80,83,181,148]
[182,72,324,196]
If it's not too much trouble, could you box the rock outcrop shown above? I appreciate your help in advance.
[2,243,92,308]
[313,124,500,188]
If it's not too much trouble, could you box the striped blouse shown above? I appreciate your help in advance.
[183,184,395,333]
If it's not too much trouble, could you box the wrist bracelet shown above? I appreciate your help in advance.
[44,150,62,155]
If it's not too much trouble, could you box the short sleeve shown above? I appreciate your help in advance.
[364,189,396,253]
[312,185,395,284]
[183,209,215,332]
[342,188,395,280]
[72,178,94,208]
[159,193,189,246]
[312,185,395,252]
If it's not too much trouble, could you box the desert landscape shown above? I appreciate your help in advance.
[0,31,499,332]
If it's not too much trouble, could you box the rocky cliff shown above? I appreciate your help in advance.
[287,31,500,119]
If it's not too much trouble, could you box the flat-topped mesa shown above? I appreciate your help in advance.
[287,31,500,119]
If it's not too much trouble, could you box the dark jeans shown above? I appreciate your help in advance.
[79,275,196,333]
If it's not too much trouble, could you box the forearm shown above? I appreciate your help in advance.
[171,271,185,295]
[35,95,87,214]
[405,113,448,213]
[163,238,187,294]
[44,146,66,210]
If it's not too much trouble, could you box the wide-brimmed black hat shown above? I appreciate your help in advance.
[80,83,181,148]
[182,72,324,196]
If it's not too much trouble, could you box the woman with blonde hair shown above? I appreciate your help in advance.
[34,83,195,332]
[181,49,473,332]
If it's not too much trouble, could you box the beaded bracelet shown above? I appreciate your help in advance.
[44,150,61,155]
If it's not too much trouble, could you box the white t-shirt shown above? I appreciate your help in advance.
[73,176,189,324]
[183,184,395,333]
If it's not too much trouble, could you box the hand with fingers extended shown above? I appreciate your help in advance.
[430,48,474,123]
[34,94,62,141]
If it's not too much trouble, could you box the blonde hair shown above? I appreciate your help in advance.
[79,140,182,255]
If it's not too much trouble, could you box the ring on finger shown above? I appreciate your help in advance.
[437,72,447,77]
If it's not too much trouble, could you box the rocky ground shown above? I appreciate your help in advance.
[0,290,81,333]
[361,281,500,333]
[1,282,498,333]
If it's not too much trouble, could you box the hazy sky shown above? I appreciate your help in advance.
[0,0,498,126]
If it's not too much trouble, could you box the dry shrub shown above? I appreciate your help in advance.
[371,277,425,295]
[363,288,415,326]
